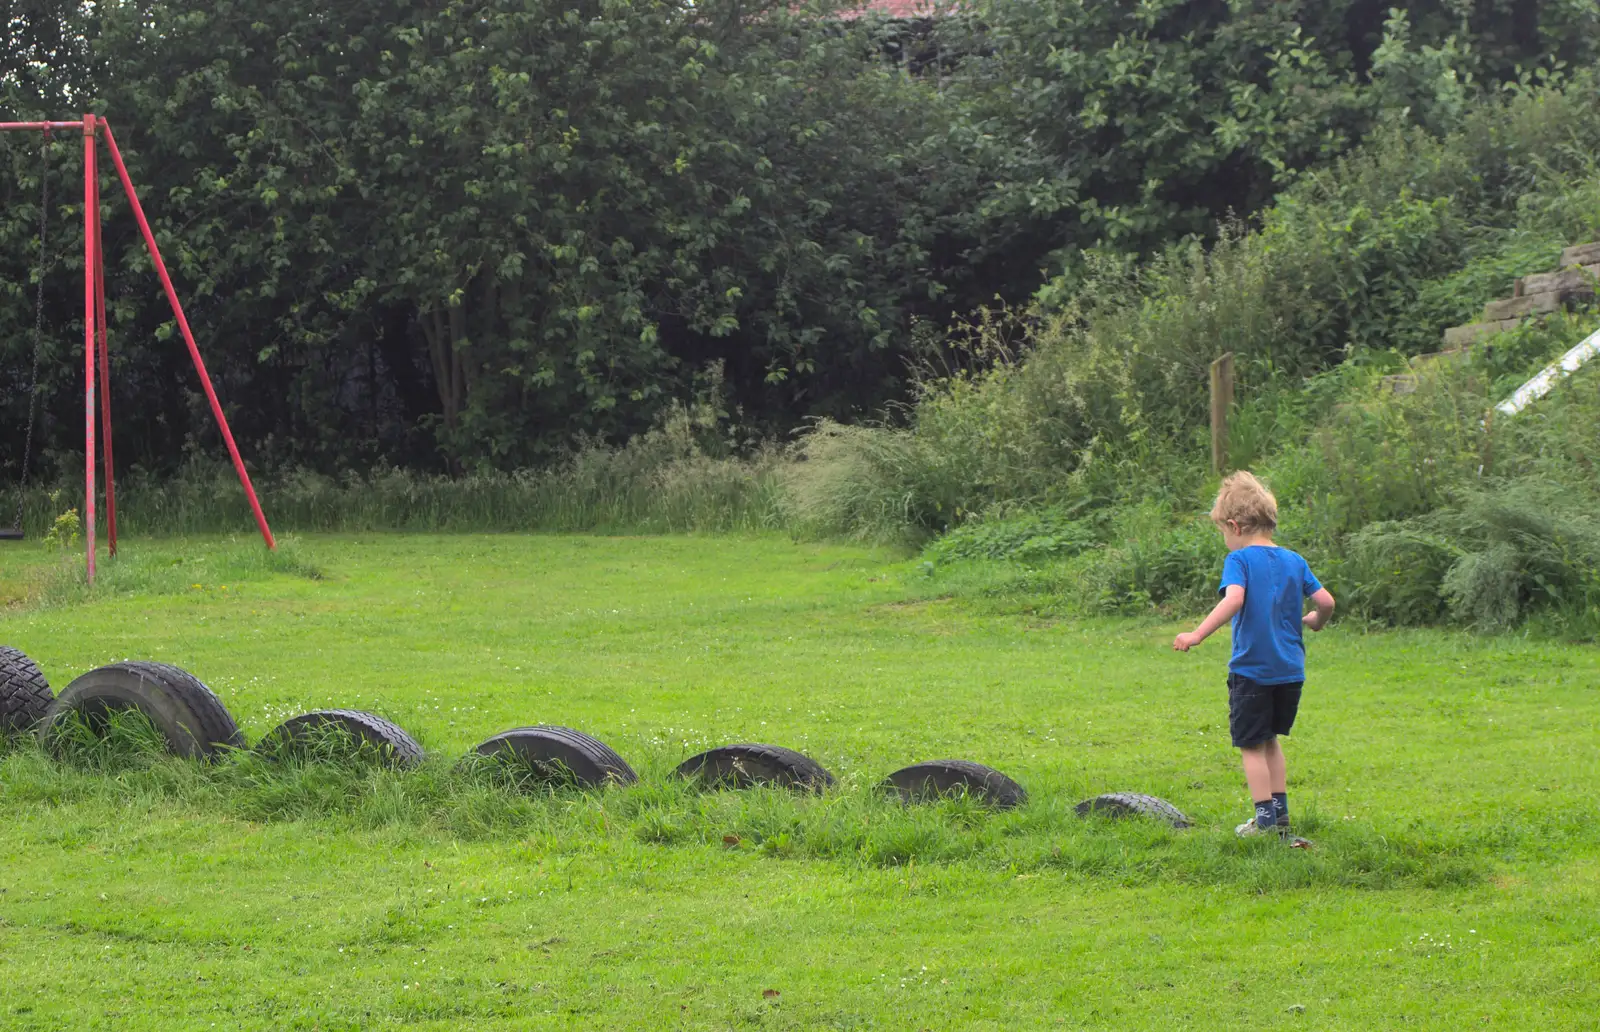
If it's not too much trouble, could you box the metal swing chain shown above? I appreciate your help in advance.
[12,131,49,532]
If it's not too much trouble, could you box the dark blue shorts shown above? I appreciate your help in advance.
[1227,673,1302,748]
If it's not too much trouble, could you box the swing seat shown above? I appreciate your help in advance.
[0,528,23,541]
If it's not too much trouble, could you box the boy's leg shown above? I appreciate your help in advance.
[1269,683,1311,847]
[1264,737,1287,795]
[1269,683,1303,831]
[1240,742,1275,802]
[1238,742,1278,833]
[1229,674,1280,834]
[1264,736,1289,827]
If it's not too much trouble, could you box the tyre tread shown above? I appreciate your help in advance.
[258,708,424,767]
[1073,791,1192,828]
[675,743,835,791]
[881,759,1027,809]
[41,661,242,759]
[0,646,52,732]
[474,725,637,787]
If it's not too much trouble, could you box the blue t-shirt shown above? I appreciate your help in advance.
[1219,545,1322,684]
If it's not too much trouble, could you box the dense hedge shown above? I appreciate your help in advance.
[4,0,1043,475]
[2,0,1591,479]
[949,0,1600,266]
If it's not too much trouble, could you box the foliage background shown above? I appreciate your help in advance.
[6,0,1600,632]
[5,0,1594,476]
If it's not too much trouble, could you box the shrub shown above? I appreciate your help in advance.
[921,508,1098,567]
[900,294,1600,628]
[788,74,1600,541]
[1351,481,1600,631]
[1445,484,1600,629]
[1068,503,1227,614]
[1345,521,1462,626]
[782,420,960,543]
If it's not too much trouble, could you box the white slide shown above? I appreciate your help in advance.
[1495,326,1600,417]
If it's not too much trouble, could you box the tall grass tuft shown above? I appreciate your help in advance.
[36,535,325,606]
[10,403,788,539]
[782,420,948,543]
[1351,480,1600,632]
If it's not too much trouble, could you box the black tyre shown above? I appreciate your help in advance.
[473,725,637,787]
[37,661,242,760]
[1,645,52,733]
[257,709,424,768]
[675,743,836,792]
[1074,792,1192,829]
[880,759,1027,809]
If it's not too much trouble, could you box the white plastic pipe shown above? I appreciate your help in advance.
[1495,326,1600,417]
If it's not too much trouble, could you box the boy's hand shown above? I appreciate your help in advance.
[1303,587,1336,632]
[1173,632,1203,652]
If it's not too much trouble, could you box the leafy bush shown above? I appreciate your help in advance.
[1063,504,1227,614]
[885,220,1599,631]
[8,2,1600,484]
[1345,521,1461,626]
[1351,481,1600,631]
[946,0,1600,262]
[921,508,1098,567]
[1,0,1034,477]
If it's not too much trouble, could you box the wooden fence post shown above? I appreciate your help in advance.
[1210,352,1234,474]
[1480,407,1493,477]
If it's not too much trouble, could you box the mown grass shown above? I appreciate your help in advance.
[1,533,1598,1029]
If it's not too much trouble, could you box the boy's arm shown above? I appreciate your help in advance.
[1173,585,1244,652]
[1303,587,1336,631]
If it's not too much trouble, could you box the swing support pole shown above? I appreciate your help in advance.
[1,115,276,582]
[100,122,276,553]
[93,128,116,557]
[82,114,97,581]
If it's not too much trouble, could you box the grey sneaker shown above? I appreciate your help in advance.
[1236,817,1315,847]
[1235,817,1278,837]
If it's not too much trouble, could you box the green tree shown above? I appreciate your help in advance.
[6,0,1032,471]
[943,0,1600,268]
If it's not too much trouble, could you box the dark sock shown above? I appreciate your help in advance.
[1254,799,1277,828]
[1273,792,1288,827]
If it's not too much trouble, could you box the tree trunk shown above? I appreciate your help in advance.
[422,303,461,432]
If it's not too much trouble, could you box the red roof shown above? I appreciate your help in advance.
[835,0,945,19]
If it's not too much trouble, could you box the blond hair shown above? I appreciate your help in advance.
[1210,471,1278,534]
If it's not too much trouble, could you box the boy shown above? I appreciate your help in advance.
[1173,472,1335,844]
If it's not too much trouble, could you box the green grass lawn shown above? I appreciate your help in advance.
[2,534,1598,1030]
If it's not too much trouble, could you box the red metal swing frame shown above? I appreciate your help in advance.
[1,115,276,582]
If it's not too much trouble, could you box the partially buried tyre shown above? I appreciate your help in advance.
[880,759,1027,809]
[257,709,424,768]
[1074,792,1192,829]
[473,725,637,788]
[675,743,835,793]
[1,645,53,733]
[37,661,242,760]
